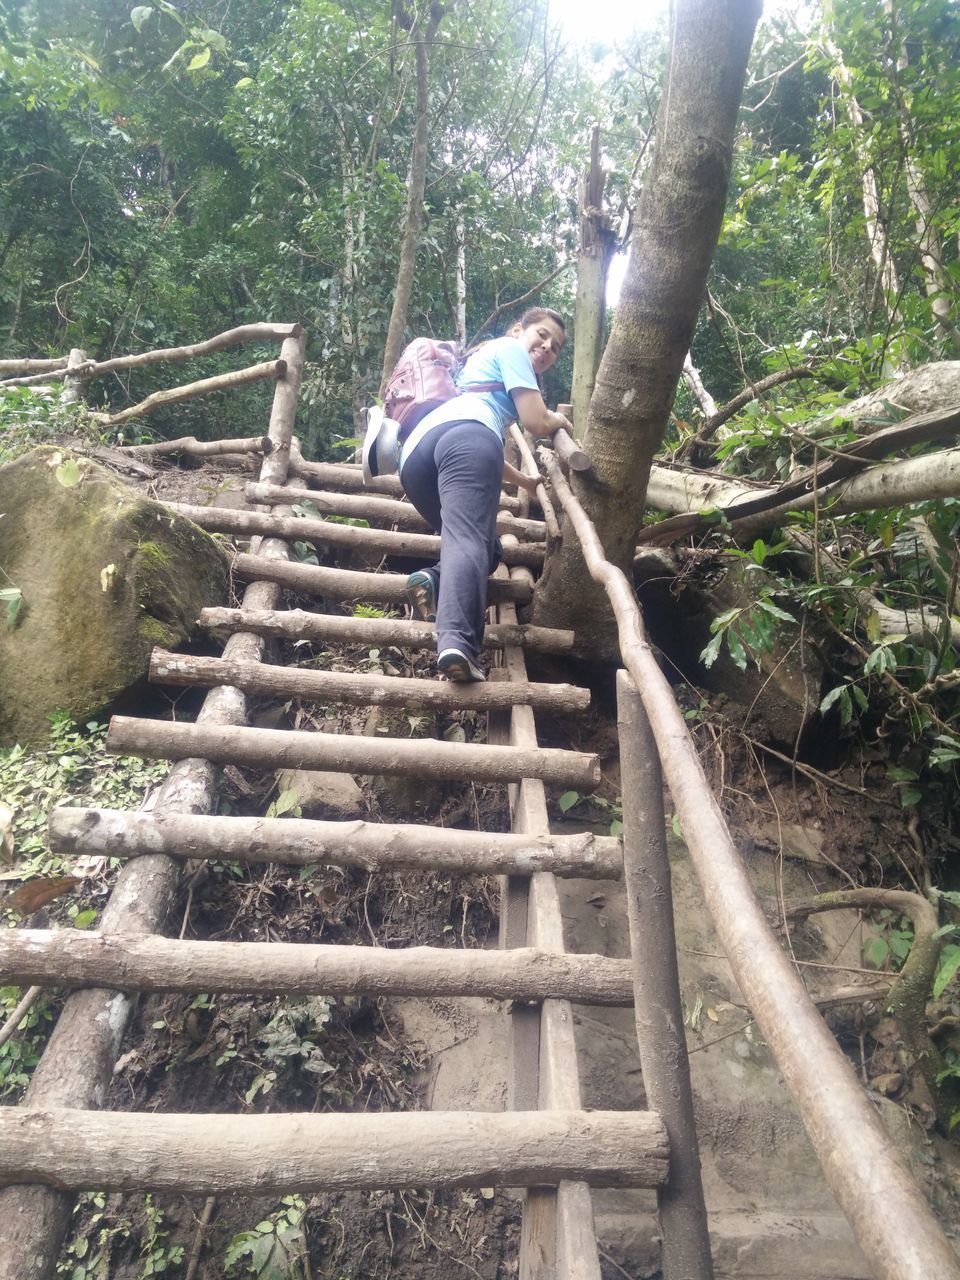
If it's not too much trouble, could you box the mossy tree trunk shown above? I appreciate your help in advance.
[533,0,762,649]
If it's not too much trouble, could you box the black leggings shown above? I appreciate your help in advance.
[400,420,503,661]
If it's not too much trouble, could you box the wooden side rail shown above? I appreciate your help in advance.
[539,447,960,1280]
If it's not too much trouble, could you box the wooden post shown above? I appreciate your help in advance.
[617,670,713,1280]
[59,348,88,406]
[572,127,616,437]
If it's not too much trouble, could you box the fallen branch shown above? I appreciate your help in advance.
[641,402,960,543]
[685,365,816,450]
[90,360,287,426]
[124,435,272,459]
[0,986,43,1051]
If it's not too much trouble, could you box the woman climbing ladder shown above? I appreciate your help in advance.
[398,307,571,682]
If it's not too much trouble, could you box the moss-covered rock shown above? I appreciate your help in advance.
[0,447,230,744]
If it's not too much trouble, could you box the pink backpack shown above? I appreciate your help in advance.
[383,338,504,440]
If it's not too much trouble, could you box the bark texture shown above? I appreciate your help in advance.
[533,0,762,647]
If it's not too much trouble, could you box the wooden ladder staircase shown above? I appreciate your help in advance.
[0,334,706,1280]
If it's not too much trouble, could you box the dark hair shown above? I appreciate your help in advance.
[517,307,565,335]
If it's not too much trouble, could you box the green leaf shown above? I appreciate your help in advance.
[270,788,300,817]
[862,935,889,968]
[234,76,254,89]
[558,790,580,813]
[819,684,846,714]
[130,5,153,31]
[756,599,796,623]
[187,46,211,71]
[699,633,723,669]
[934,945,960,998]
[709,607,742,631]
[609,818,623,837]
[55,459,80,487]
[725,627,748,671]
[0,587,23,630]
[751,539,767,565]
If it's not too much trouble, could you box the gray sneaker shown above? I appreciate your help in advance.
[437,648,486,683]
[405,570,438,623]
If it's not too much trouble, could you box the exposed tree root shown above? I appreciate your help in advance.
[784,887,959,1130]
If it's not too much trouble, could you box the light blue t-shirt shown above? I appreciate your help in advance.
[399,336,539,469]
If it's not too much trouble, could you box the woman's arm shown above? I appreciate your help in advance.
[511,387,573,438]
[503,459,540,497]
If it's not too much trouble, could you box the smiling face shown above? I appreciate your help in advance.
[514,316,565,375]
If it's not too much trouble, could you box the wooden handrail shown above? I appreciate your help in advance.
[539,447,960,1280]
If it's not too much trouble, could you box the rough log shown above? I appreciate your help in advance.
[90,360,287,427]
[732,447,960,535]
[548,426,591,473]
[48,807,623,879]
[0,1109,668,1194]
[0,325,302,386]
[245,482,547,541]
[107,717,602,791]
[542,449,960,1280]
[125,435,272,459]
[233,553,533,607]
[493,566,603,1279]
[0,357,68,374]
[617,672,713,1277]
[199,607,576,654]
[508,425,561,542]
[641,403,960,542]
[167,503,545,569]
[83,323,301,378]
[288,450,521,514]
[150,650,590,714]
[0,369,71,389]
[0,931,633,1005]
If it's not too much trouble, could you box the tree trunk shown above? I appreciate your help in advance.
[571,127,615,436]
[533,0,762,647]
[378,10,442,394]
[823,33,901,328]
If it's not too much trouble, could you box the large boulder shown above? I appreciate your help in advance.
[0,447,230,744]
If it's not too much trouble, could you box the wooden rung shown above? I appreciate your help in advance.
[150,649,591,714]
[107,717,602,790]
[170,503,546,569]
[49,808,623,878]
[0,1108,668,1194]
[246,483,547,542]
[199,607,576,655]
[288,457,523,512]
[2,930,633,1004]
[234,554,533,607]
